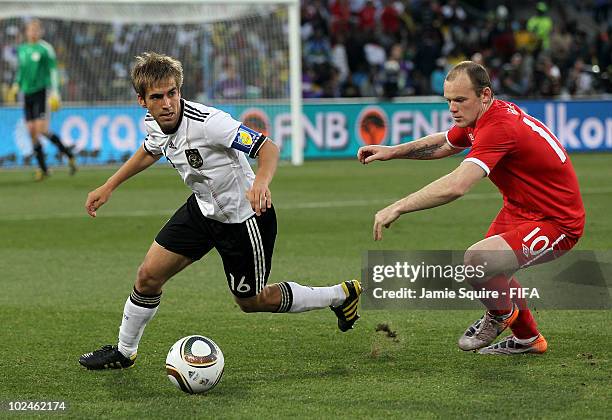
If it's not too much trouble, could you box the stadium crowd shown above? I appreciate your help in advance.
[1,0,610,103]
[1,11,289,103]
[301,0,612,99]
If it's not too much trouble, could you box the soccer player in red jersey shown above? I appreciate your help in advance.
[357,61,585,355]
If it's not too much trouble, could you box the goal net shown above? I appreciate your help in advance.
[0,0,303,167]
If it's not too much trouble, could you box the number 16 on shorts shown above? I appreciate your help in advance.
[229,273,252,295]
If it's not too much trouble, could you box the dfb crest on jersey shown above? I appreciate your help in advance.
[185,149,203,168]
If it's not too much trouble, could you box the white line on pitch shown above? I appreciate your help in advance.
[1,187,610,222]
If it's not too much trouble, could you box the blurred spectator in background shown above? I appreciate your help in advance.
[567,59,595,96]
[358,0,377,35]
[344,23,367,75]
[381,43,412,98]
[527,2,553,50]
[398,9,417,44]
[304,27,332,69]
[430,57,447,95]
[470,52,484,66]
[550,24,573,73]
[491,20,516,62]
[364,35,386,70]
[514,19,538,54]
[340,72,361,97]
[302,63,323,98]
[331,33,349,84]
[441,0,467,25]
[593,0,609,24]
[213,63,246,100]
[596,27,611,88]
[380,0,401,46]
[534,55,561,96]
[413,22,443,94]
[354,63,378,97]
[500,53,529,97]
[330,0,351,37]
[301,0,329,37]
[321,66,341,97]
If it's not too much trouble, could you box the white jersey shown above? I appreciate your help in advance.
[143,99,268,223]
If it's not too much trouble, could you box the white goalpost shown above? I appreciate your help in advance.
[0,0,304,165]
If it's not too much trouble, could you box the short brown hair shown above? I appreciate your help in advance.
[131,52,183,98]
[445,61,492,97]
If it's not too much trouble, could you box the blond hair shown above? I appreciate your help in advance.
[131,52,183,98]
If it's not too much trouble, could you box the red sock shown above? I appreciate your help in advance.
[508,277,540,339]
[470,273,512,316]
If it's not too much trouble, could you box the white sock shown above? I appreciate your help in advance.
[117,289,161,357]
[514,335,539,345]
[276,282,346,313]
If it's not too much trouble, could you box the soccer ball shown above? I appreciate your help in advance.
[165,335,224,394]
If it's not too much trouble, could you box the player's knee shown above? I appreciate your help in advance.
[464,247,494,285]
[235,297,259,313]
[235,287,275,313]
[463,247,488,269]
[136,263,165,294]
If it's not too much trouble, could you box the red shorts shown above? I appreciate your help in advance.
[486,208,579,268]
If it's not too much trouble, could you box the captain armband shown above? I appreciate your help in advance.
[231,124,267,158]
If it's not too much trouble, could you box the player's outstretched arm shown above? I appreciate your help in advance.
[372,161,485,240]
[85,147,161,217]
[247,140,279,216]
[358,132,460,164]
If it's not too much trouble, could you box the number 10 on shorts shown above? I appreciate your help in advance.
[522,226,550,257]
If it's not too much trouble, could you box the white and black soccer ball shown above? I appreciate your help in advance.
[165,335,224,394]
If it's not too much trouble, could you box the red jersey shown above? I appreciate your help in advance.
[446,99,585,238]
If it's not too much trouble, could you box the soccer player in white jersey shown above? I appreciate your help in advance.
[79,53,361,370]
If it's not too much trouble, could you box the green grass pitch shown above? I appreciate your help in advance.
[1,154,610,418]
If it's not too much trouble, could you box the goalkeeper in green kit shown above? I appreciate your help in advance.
[13,19,76,180]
